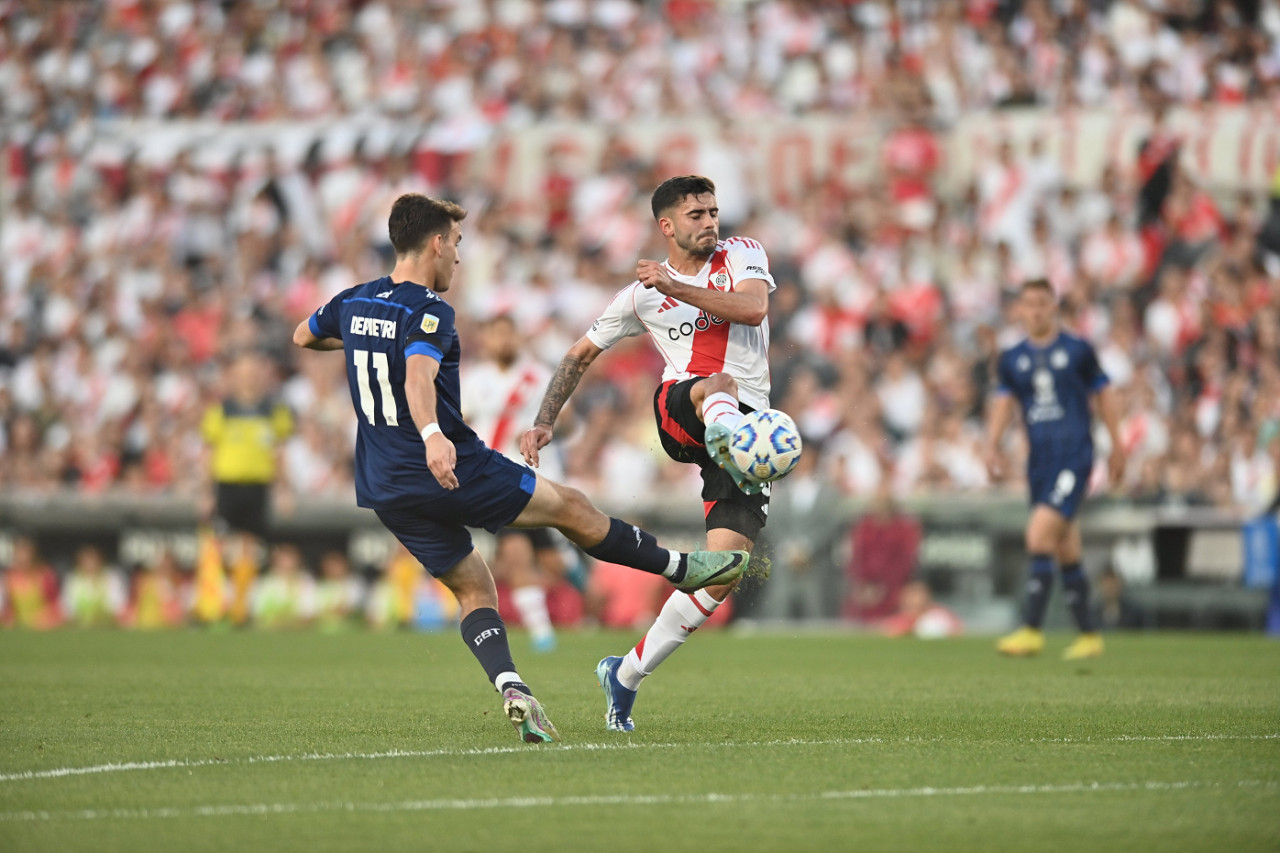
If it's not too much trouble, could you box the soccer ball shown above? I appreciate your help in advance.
[728,409,803,483]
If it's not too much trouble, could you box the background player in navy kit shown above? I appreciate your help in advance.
[292,194,745,744]
[984,278,1125,661]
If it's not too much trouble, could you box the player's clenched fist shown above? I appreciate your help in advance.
[424,432,459,490]
[636,259,677,293]
[521,425,552,467]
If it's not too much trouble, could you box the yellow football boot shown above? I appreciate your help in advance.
[1062,633,1104,661]
[996,626,1045,657]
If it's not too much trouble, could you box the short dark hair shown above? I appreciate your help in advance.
[388,194,466,256]
[651,175,716,220]
[1020,278,1054,296]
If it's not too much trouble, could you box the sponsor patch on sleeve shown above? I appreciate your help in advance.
[420,314,439,334]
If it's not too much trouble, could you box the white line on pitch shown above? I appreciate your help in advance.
[1,733,1276,785]
[1,779,1275,823]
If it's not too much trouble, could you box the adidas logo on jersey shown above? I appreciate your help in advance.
[657,296,680,313]
[376,290,393,298]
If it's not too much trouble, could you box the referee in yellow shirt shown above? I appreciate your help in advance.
[200,351,294,625]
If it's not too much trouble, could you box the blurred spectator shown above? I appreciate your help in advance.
[251,543,315,630]
[365,541,459,631]
[314,550,366,632]
[1093,565,1149,631]
[60,545,126,628]
[844,484,922,624]
[1,537,61,629]
[200,351,295,625]
[123,550,191,630]
[366,542,421,631]
[758,447,847,621]
[880,579,964,639]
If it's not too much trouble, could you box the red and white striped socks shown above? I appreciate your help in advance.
[616,588,723,691]
[701,392,743,432]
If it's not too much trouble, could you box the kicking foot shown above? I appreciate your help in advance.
[674,550,748,591]
[502,687,561,743]
[595,656,636,732]
[1061,633,1104,660]
[705,423,766,495]
[996,626,1045,657]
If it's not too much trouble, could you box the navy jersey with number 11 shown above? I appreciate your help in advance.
[309,276,479,510]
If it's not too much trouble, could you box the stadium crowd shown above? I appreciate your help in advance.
[2,0,1279,527]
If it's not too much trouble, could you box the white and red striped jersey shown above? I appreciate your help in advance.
[461,358,558,475]
[585,237,777,410]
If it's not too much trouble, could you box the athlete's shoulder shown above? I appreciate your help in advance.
[605,280,644,307]
[402,291,454,330]
[1059,331,1095,351]
[392,282,448,309]
[999,339,1030,360]
[720,237,772,282]
[345,276,390,299]
[721,236,766,253]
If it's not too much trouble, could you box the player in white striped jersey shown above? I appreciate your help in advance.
[521,175,775,731]
[462,314,567,652]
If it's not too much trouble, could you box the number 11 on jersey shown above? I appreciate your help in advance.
[353,348,398,425]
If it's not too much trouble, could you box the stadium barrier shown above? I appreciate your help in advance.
[0,494,1267,630]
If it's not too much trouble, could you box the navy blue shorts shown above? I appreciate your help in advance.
[1028,459,1092,520]
[375,448,537,577]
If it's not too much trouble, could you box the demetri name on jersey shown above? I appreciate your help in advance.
[349,316,398,339]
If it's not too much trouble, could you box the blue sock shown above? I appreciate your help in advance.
[459,608,529,694]
[1060,563,1095,633]
[1025,554,1055,629]
[583,517,680,578]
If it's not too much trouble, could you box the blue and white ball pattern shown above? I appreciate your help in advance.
[727,409,803,482]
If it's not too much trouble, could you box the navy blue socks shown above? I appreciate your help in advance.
[1025,554,1055,629]
[1060,563,1095,632]
[460,608,530,695]
[584,517,682,579]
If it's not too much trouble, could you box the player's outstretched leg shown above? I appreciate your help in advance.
[435,548,559,744]
[511,477,747,590]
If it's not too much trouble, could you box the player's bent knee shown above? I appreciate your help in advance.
[705,372,738,395]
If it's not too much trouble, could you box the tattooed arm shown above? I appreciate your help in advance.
[521,336,604,467]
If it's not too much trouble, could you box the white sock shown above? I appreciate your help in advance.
[511,585,554,643]
[494,671,522,693]
[662,550,682,579]
[617,588,722,691]
[701,392,743,432]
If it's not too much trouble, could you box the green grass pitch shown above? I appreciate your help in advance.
[1,629,1277,852]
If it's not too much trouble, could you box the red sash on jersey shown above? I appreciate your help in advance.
[981,166,1024,231]
[687,248,733,376]
[490,366,541,452]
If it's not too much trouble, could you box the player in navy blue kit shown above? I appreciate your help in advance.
[292,195,746,743]
[984,279,1125,660]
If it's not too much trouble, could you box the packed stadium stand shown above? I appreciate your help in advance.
[1,0,1278,629]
